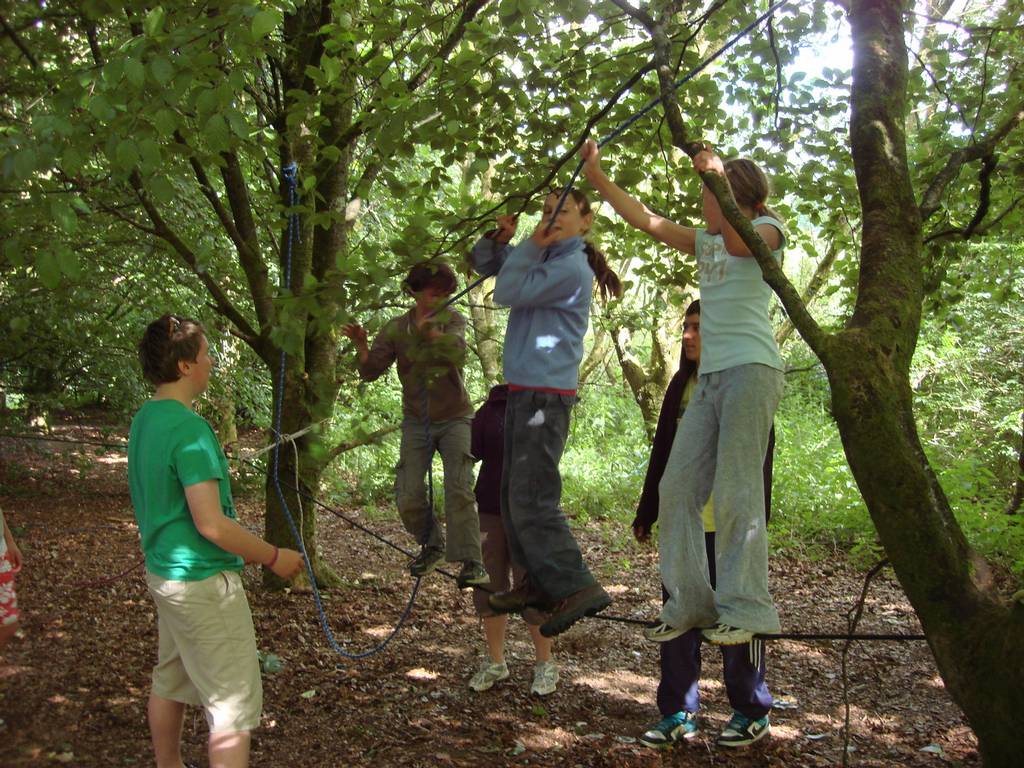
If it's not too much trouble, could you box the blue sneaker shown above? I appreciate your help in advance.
[638,711,699,748]
[716,711,770,747]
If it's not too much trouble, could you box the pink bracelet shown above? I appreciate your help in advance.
[266,546,279,568]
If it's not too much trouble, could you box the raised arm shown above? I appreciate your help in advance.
[693,149,782,258]
[582,139,697,255]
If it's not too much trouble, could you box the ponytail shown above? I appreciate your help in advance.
[584,242,622,303]
[556,187,623,303]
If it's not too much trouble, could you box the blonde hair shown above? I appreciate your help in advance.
[724,159,782,222]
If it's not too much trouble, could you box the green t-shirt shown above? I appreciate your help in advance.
[128,399,243,580]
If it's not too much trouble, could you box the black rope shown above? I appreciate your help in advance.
[0,431,931,642]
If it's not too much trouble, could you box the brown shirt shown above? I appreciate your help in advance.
[357,308,473,422]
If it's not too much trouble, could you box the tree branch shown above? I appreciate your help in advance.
[334,0,494,152]
[608,0,656,29]
[128,171,260,344]
[220,152,274,328]
[775,236,841,348]
[918,103,1024,222]
[0,13,39,69]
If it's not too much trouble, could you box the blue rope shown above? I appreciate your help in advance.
[272,162,421,659]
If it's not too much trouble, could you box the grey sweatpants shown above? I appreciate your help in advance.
[394,415,482,564]
[658,363,784,634]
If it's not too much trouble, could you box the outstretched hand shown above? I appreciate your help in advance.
[341,324,368,347]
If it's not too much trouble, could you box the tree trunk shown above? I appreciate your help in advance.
[610,324,671,440]
[824,333,1024,768]
[262,360,341,589]
[467,278,502,389]
[825,5,1024,765]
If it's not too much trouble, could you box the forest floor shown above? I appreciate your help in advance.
[0,413,980,767]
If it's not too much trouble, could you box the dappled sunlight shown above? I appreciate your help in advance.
[97,454,127,465]
[573,669,654,704]
[404,666,438,681]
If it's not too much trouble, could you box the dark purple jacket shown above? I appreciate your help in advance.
[633,351,775,533]
[470,384,508,516]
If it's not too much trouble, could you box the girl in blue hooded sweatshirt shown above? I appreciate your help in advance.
[470,189,621,638]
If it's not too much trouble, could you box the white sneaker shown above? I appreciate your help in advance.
[530,660,559,696]
[702,623,754,645]
[469,659,509,692]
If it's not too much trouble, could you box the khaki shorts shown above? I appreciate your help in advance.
[472,514,544,626]
[146,570,262,733]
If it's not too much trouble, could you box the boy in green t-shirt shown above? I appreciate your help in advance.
[129,314,303,768]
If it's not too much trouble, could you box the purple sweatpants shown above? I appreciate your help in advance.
[657,533,772,719]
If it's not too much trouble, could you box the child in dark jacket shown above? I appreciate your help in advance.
[467,384,558,696]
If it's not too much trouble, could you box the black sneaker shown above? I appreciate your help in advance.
[716,711,770,748]
[456,561,490,589]
[409,546,444,577]
[539,584,612,637]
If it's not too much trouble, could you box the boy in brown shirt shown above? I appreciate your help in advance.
[342,261,487,588]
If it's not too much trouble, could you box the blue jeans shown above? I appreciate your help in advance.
[500,390,597,601]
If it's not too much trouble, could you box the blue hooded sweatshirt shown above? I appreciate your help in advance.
[471,234,594,391]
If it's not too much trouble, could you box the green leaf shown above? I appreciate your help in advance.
[151,108,178,137]
[57,247,82,280]
[12,148,38,179]
[144,6,166,37]
[50,199,78,234]
[36,250,62,289]
[321,55,342,84]
[203,114,229,151]
[125,58,146,88]
[252,9,280,39]
[87,93,116,122]
[147,175,175,204]
[138,138,162,171]
[115,139,140,170]
[149,55,174,87]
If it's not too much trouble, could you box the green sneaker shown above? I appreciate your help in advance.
[638,711,699,748]
[408,546,444,577]
[716,711,770,748]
